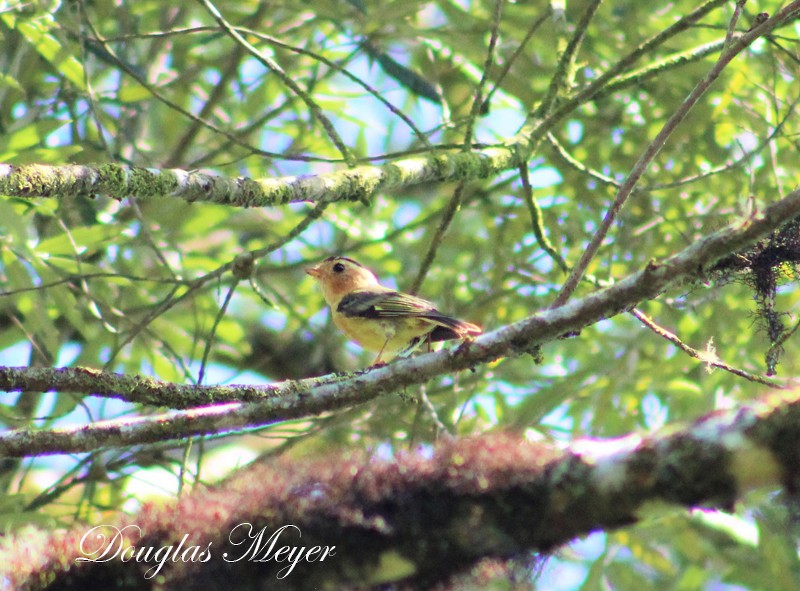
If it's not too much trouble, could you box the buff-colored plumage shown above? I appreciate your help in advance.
[306,256,481,364]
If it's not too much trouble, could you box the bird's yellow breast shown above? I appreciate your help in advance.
[332,313,433,357]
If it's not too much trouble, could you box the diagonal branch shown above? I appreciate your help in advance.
[551,1,800,307]
[196,0,356,167]
[631,308,781,388]
[2,187,800,456]
[7,390,800,589]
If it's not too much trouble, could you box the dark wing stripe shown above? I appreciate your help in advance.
[372,292,438,315]
[337,290,481,339]
[338,290,434,318]
[337,291,384,318]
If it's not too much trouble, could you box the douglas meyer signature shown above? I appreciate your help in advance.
[77,523,336,579]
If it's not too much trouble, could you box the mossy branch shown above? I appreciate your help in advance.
[6,390,799,589]
[0,147,518,208]
[2,187,800,456]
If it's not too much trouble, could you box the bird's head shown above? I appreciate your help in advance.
[306,256,380,303]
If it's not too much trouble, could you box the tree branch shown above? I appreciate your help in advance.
[0,147,518,207]
[196,0,356,167]
[7,389,799,589]
[552,0,800,307]
[2,187,799,456]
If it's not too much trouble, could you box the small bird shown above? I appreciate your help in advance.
[306,256,482,365]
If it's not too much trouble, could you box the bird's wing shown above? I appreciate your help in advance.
[337,289,437,318]
[337,289,481,338]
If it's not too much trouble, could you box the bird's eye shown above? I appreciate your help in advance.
[332,262,346,273]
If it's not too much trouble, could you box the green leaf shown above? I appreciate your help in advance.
[34,224,123,257]
[3,12,86,90]
[0,119,72,155]
[362,41,441,104]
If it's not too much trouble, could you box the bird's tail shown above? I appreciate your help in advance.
[425,315,482,343]
[399,316,481,357]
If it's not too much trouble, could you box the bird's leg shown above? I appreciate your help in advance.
[373,339,388,365]
[373,324,396,365]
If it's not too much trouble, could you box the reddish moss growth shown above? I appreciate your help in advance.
[7,435,562,590]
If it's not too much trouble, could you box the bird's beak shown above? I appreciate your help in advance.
[305,265,321,279]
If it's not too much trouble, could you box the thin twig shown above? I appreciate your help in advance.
[409,182,467,295]
[551,2,800,308]
[462,0,505,149]
[482,8,552,112]
[198,280,240,385]
[98,24,433,150]
[240,28,433,150]
[724,0,747,48]
[537,0,604,118]
[514,0,732,152]
[417,384,454,440]
[166,5,268,167]
[409,0,505,294]
[519,162,569,274]
[105,200,331,367]
[548,94,798,194]
[196,0,356,167]
[631,308,783,389]
[591,40,725,102]
[78,24,328,163]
